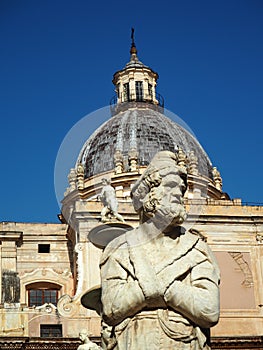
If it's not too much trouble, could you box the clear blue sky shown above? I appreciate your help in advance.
[0,0,262,223]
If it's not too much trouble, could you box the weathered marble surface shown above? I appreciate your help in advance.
[100,151,220,349]
[77,329,101,350]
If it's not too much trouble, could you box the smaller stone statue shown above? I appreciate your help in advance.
[99,178,125,223]
[77,329,101,350]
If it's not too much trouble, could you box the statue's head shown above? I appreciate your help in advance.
[101,178,110,185]
[131,151,187,231]
[79,329,89,342]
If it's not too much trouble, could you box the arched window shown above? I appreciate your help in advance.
[26,282,61,307]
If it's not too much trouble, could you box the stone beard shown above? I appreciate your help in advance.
[132,163,188,231]
[100,151,220,350]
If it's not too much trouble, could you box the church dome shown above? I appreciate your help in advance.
[77,32,213,181]
[77,105,213,179]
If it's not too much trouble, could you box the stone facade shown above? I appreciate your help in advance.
[0,222,92,338]
[1,185,262,343]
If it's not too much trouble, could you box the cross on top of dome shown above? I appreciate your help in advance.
[130,27,137,55]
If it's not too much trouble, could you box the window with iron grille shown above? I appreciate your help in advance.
[27,282,60,307]
[40,324,62,338]
[29,289,58,306]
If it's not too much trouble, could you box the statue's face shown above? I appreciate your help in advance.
[143,167,187,231]
[79,332,87,342]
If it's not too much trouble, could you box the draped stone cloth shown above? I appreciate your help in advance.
[100,227,220,350]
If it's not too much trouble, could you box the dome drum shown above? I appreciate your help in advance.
[110,98,164,116]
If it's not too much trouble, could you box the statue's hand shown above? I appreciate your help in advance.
[145,294,166,309]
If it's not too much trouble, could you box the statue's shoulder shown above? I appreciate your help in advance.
[100,233,128,264]
[183,229,211,256]
[189,228,207,242]
[188,229,220,271]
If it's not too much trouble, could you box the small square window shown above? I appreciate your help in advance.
[38,244,50,253]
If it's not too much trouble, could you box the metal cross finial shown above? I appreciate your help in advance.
[130,27,137,56]
[131,27,135,45]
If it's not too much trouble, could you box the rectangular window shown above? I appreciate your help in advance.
[29,290,42,306]
[123,83,130,102]
[38,244,50,253]
[135,81,143,101]
[40,324,62,338]
[29,289,58,306]
[42,290,57,304]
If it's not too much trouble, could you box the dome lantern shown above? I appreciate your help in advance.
[110,29,164,112]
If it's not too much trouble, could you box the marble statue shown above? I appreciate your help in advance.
[100,151,220,349]
[77,329,101,350]
[99,178,125,223]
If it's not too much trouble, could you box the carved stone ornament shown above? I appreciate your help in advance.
[128,148,138,172]
[77,163,85,190]
[256,233,263,243]
[187,151,198,175]
[114,150,124,174]
[65,168,77,195]
[74,243,84,298]
[35,302,57,314]
[177,147,186,169]
[229,252,253,287]
[212,167,222,191]
[57,294,78,317]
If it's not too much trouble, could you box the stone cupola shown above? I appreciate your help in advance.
[111,29,163,108]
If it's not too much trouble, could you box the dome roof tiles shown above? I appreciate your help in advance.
[77,106,212,179]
